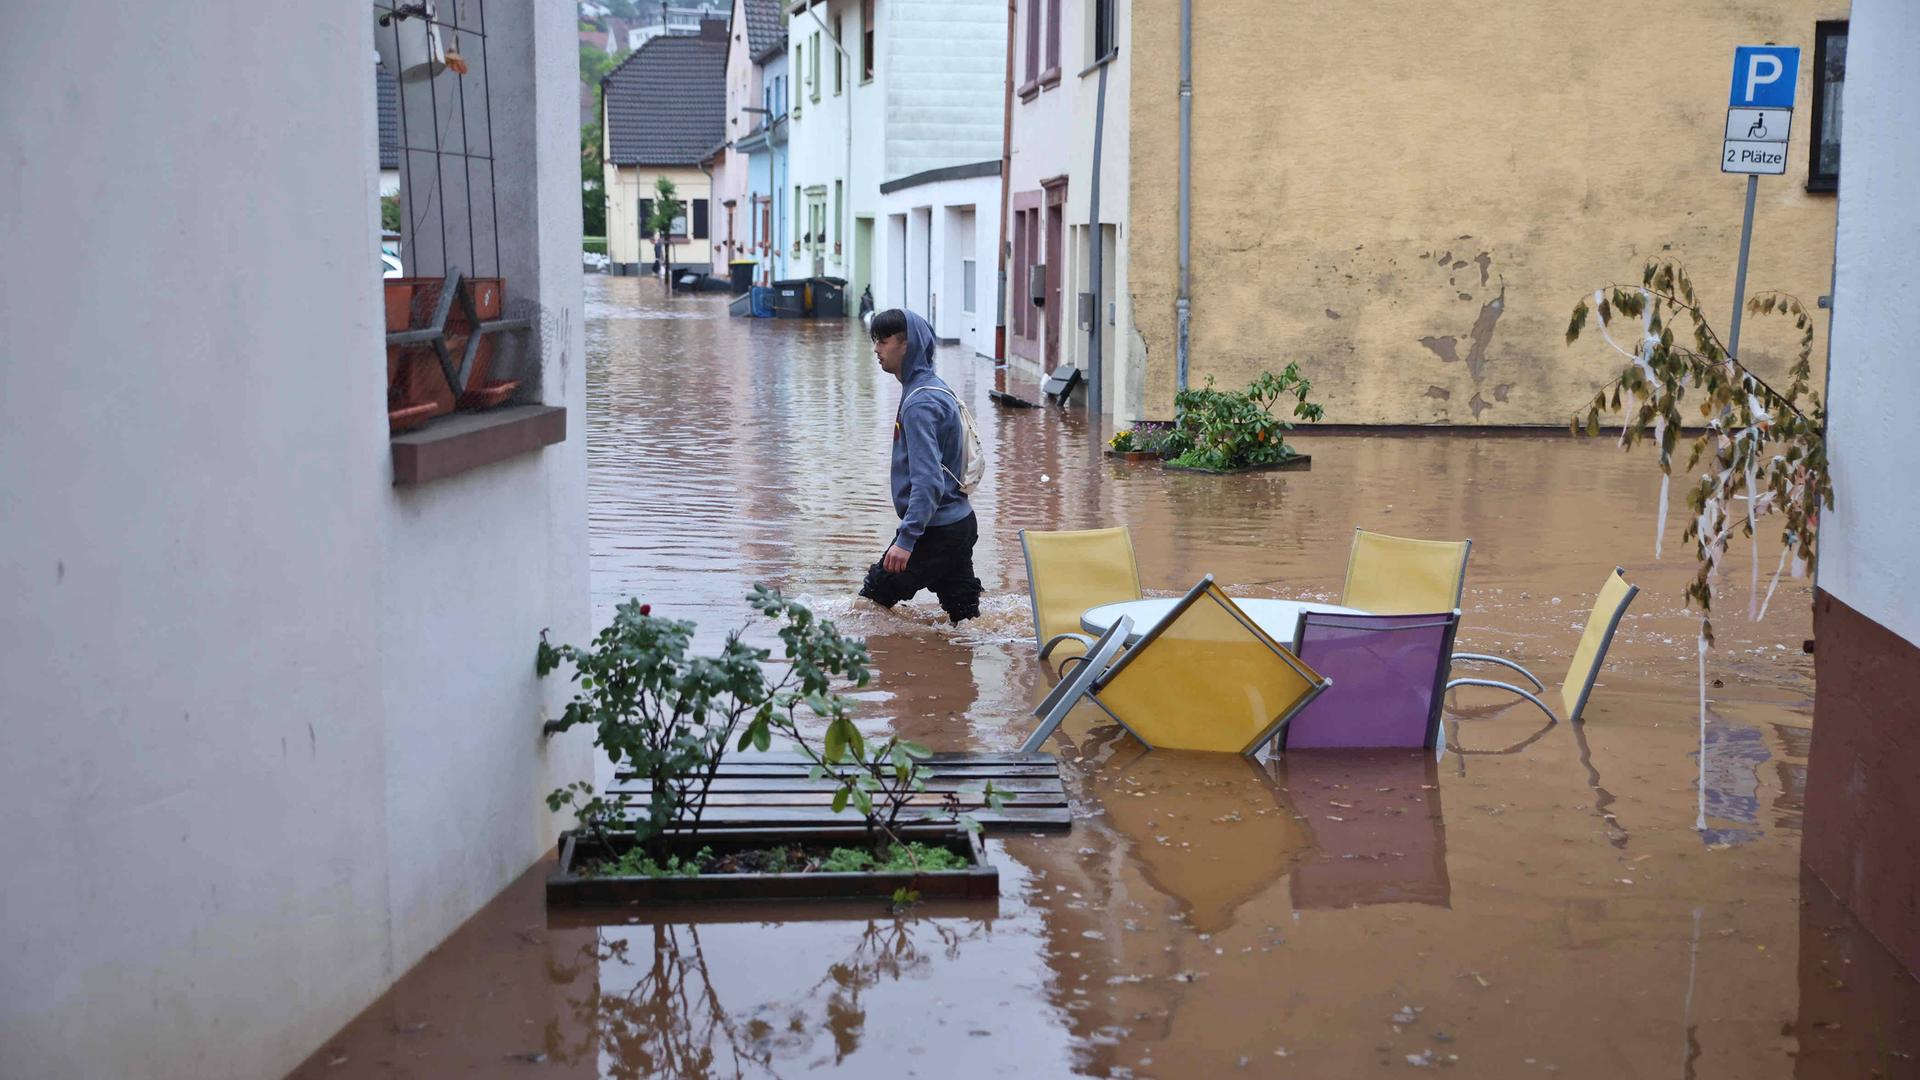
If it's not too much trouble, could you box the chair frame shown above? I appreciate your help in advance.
[1273,609,1461,753]
[1022,615,1133,753]
[1084,576,1331,757]
[1020,527,1141,665]
[1446,567,1639,723]
[1342,527,1473,611]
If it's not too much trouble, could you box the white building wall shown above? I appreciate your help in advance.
[712,0,765,275]
[876,172,1002,356]
[884,0,1006,178]
[0,4,590,1077]
[1064,4,1131,418]
[786,0,1002,305]
[784,0,877,286]
[1005,0,1129,413]
[1820,0,1920,649]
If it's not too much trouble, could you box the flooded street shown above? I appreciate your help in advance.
[293,277,1919,1079]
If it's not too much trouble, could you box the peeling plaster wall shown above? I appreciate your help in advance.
[1126,0,1843,424]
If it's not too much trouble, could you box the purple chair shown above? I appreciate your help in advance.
[1272,610,1461,752]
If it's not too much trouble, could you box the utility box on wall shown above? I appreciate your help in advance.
[1077,291,1096,331]
[1028,264,1047,306]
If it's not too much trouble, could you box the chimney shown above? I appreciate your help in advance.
[700,16,728,42]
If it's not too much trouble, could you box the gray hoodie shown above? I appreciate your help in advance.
[888,310,971,552]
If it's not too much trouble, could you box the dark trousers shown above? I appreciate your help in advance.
[860,512,983,624]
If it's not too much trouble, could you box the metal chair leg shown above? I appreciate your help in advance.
[1451,652,1545,691]
[1024,617,1131,753]
[1445,677,1558,723]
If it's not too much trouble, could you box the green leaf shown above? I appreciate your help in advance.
[831,786,850,813]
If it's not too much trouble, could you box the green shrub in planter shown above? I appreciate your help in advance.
[1164,365,1324,472]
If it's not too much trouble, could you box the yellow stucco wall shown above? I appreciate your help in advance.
[1127,0,1844,425]
[605,163,714,268]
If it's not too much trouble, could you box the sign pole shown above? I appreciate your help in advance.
[1719,44,1799,359]
[1727,174,1759,359]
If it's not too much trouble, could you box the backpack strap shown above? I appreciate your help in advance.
[901,385,967,491]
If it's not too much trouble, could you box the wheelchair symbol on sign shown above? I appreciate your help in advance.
[1746,112,1769,139]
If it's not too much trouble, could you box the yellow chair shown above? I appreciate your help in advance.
[1340,528,1473,614]
[1020,526,1143,666]
[1449,567,1640,722]
[1031,576,1330,756]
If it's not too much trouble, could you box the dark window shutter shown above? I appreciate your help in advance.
[692,199,710,239]
[639,198,653,233]
[1045,0,1060,72]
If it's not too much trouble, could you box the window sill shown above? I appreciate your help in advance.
[1039,66,1061,90]
[1018,79,1040,102]
[391,404,567,486]
[1806,177,1838,194]
[1078,49,1118,78]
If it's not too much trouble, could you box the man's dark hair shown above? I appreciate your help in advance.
[869,308,908,341]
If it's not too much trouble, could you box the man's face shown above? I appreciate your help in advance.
[873,332,908,376]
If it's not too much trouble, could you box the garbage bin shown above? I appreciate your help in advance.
[771,279,810,318]
[810,276,847,318]
[749,285,775,318]
[729,259,757,295]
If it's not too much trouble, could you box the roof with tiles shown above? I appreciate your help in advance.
[742,0,784,62]
[601,32,729,167]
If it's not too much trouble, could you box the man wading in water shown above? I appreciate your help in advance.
[859,309,983,624]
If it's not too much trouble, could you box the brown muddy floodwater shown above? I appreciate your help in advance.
[292,277,1920,1079]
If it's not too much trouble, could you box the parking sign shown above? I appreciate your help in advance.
[1723,46,1800,175]
[1729,46,1800,108]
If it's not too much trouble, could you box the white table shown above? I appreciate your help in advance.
[1080,597,1365,646]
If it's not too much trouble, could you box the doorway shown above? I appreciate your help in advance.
[853,216,874,316]
[1043,182,1067,371]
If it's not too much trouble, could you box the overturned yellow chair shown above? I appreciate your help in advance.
[1023,576,1330,755]
[1020,526,1143,669]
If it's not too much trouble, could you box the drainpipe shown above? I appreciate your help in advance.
[995,0,1015,368]
[1086,61,1109,414]
[1174,0,1193,392]
[805,0,852,297]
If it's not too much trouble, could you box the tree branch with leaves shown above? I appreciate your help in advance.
[1565,259,1831,645]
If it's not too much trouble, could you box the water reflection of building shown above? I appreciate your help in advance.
[1696,717,1772,847]
[1279,750,1452,910]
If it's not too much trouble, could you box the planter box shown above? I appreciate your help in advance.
[1164,453,1312,475]
[1104,449,1162,462]
[546,824,998,907]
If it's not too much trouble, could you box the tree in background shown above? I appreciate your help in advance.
[581,114,606,240]
[647,175,684,286]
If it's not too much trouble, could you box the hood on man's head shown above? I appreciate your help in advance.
[873,308,937,383]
